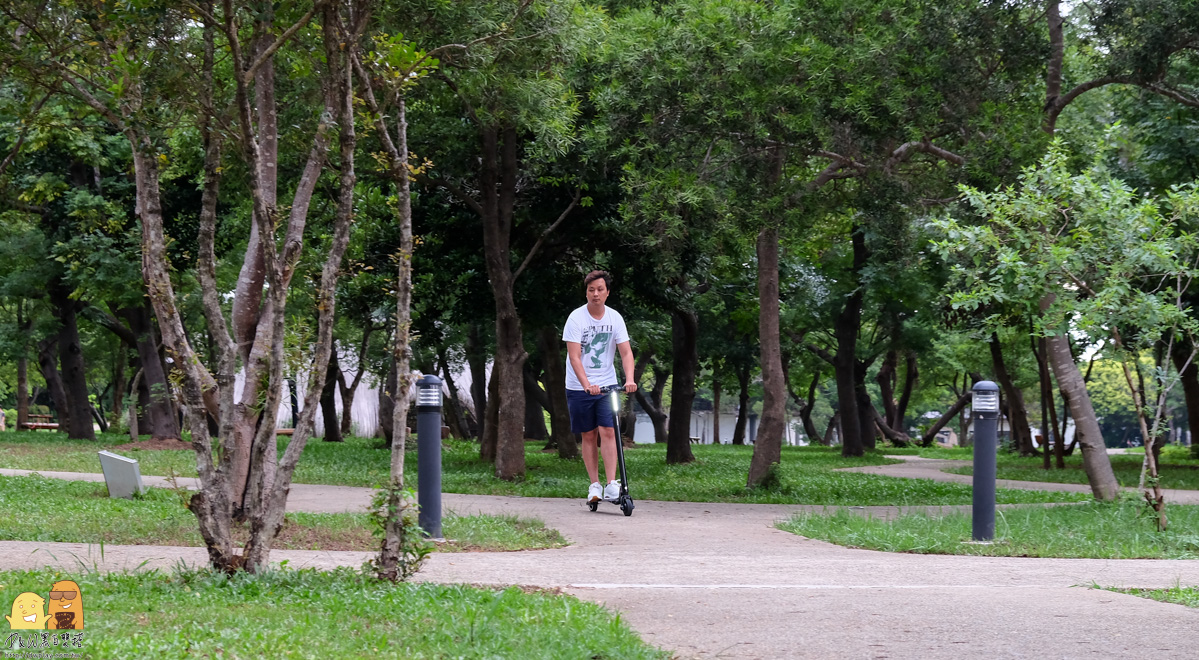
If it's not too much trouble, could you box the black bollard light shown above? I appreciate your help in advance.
[971,380,1000,541]
[416,374,444,540]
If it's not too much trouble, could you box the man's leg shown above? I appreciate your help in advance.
[581,429,601,484]
[597,426,618,484]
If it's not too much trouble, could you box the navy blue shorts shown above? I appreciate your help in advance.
[566,389,615,434]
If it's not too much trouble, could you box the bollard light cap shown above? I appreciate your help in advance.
[416,374,443,408]
[972,380,999,413]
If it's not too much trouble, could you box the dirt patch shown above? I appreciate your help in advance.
[108,437,193,452]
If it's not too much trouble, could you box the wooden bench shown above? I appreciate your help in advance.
[19,422,59,430]
[276,428,294,436]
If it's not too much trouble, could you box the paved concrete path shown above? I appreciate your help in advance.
[839,455,1199,504]
[3,466,1199,658]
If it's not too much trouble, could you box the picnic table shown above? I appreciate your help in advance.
[20,414,59,431]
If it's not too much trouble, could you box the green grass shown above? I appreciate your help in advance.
[1110,585,1199,608]
[0,568,668,659]
[0,432,1089,505]
[945,448,1199,490]
[778,499,1199,558]
[0,475,565,553]
[878,445,974,459]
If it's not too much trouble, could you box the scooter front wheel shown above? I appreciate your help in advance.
[621,498,634,516]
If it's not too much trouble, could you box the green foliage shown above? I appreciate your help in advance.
[1110,585,1199,609]
[0,568,669,659]
[780,499,1199,558]
[934,135,1199,348]
[947,449,1199,490]
[365,485,432,581]
[0,473,565,553]
[0,433,1088,506]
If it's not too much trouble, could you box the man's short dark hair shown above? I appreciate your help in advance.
[584,270,611,291]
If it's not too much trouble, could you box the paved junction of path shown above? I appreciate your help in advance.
[2,457,1198,659]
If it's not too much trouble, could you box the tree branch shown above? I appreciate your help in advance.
[513,188,581,282]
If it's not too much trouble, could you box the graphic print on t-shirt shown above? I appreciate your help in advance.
[583,330,611,368]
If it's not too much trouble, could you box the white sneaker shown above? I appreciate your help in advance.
[588,482,602,503]
[603,480,621,501]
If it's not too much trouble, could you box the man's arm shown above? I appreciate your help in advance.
[617,341,638,393]
[566,341,599,395]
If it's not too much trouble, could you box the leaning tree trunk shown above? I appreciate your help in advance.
[732,364,750,445]
[666,308,698,464]
[990,333,1034,455]
[749,225,787,485]
[522,364,548,442]
[1041,295,1118,500]
[36,336,70,431]
[320,356,342,442]
[120,304,180,439]
[635,365,670,445]
[538,326,577,459]
[379,357,396,446]
[466,323,488,440]
[1172,341,1199,453]
[50,280,94,440]
[436,341,471,440]
[480,368,500,462]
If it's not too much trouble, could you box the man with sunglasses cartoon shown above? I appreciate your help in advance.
[45,580,84,630]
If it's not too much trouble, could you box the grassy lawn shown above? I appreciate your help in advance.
[0,568,667,659]
[1110,585,1199,608]
[0,475,565,553]
[944,446,1199,490]
[779,499,1199,558]
[0,432,1087,506]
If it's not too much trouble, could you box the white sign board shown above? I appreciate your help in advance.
[97,450,144,499]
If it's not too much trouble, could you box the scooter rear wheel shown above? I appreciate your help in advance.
[588,501,598,512]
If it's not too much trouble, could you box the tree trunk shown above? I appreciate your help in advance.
[16,302,30,430]
[538,326,577,459]
[483,127,529,481]
[666,308,698,464]
[634,365,669,445]
[337,326,374,437]
[1173,340,1199,456]
[713,378,722,445]
[835,226,868,456]
[110,343,128,428]
[36,336,70,430]
[732,364,750,445]
[989,333,1034,455]
[480,367,499,462]
[749,225,786,485]
[467,323,487,439]
[1042,299,1118,500]
[823,410,840,446]
[921,391,972,446]
[320,354,342,442]
[522,363,548,442]
[50,280,94,440]
[380,357,396,446]
[895,352,917,429]
[436,340,471,441]
[877,350,899,429]
[119,304,180,439]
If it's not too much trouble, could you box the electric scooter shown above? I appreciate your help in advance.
[588,385,634,516]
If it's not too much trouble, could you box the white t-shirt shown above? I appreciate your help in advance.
[562,305,629,391]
